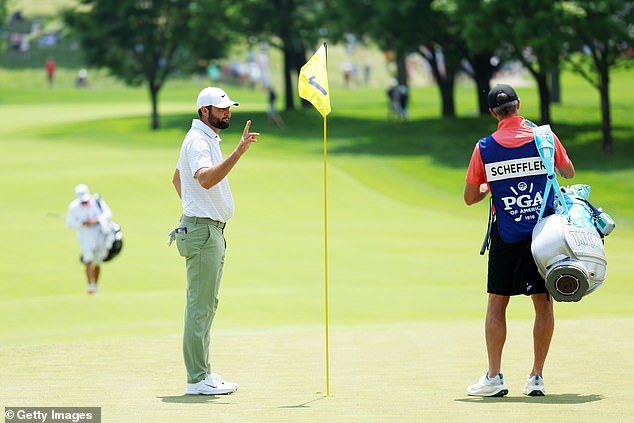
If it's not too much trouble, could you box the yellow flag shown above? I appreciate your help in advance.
[298,43,331,118]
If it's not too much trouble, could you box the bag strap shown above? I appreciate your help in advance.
[93,194,103,212]
[530,122,569,221]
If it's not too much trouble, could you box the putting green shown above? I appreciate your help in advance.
[1,318,632,422]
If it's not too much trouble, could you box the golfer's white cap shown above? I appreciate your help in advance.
[196,87,239,110]
[75,184,91,202]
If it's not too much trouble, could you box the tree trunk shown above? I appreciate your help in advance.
[439,53,457,118]
[293,45,310,109]
[474,72,490,115]
[418,47,456,118]
[598,60,613,153]
[282,40,308,111]
[550,64,561,103]
[469,53,497,115]
[283,45,295,111]
[439,75,456,118]
[535,72,551,124]
[395,47,407,86]
[149,82,159,130]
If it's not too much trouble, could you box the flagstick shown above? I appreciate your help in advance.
[323,115,331,397]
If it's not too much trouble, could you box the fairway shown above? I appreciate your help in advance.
[1,70,634,422]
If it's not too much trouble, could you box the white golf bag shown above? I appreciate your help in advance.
[529,125,614,302]
[531,188,611,302]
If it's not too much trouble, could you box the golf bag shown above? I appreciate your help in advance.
[79,221,124,263]
[80,195,124,263]
[103,221,123,262]
[529,125,614,302]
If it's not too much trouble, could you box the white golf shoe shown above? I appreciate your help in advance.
[467,373,509,397]
[186,373,238,395]
[210,373,239,391]
[522,374,545,396]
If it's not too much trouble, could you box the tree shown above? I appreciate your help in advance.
[334,0,496,118]
[0,0,7,51]
[459,0,570,124]
[439,0,502,115]
[63,0,235,129]
[332,0,462,116]
[464,50,502,115]
[563,0,634,153]
[416,4,467,118]
[230,0,329,110]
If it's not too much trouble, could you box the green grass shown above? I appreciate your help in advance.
[1,68,633,422]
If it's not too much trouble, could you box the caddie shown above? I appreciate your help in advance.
[463,84,575,397]
[66,184,112,295]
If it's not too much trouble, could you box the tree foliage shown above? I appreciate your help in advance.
[230,0,330,110]
[0,0,7,51]
[563,0,634,152]
[59,0,631,151]
[438,0,501,115]
[63,0,236,129]
[332,0,466,116]
[458,0,571,124]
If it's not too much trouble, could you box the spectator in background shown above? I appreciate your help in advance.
[46,57,56,87]
[364,63,371,86]
[10,32,21,51]
[76,68,88,87]
[207,64,220,82]
[398,84,409,120]
[267,86,284,128]
[342,61,353,88]
[387,80,400,120]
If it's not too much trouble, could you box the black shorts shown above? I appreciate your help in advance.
[487,222,547,296]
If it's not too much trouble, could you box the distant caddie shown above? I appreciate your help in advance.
[66,184,112,295]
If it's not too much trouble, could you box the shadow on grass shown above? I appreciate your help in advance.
[278,394,328,408]
[34,108,634,172]
[158,395,231,404]
[455,393,604,404]
[165,110,634,172]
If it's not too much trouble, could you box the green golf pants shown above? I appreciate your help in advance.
[176,217,226,384]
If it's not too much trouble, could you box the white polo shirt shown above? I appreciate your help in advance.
[176,119,234,222]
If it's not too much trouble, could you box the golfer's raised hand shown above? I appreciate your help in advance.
[237,120,260,155]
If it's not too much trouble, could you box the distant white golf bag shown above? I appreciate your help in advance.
[102,221,123,262]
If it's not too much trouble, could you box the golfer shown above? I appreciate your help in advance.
[172,87,259,395]
[464,84,575,397]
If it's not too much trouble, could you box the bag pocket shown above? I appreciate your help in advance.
[175,227,189,257]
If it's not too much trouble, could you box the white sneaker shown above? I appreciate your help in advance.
[467,373,509,397]
[87,283,96,295]
[210,373,239,391]
[522,374,545,396]
[186,373,238,395]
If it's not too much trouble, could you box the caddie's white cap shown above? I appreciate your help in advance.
[75,184,91,202]
[196,87,239,110]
